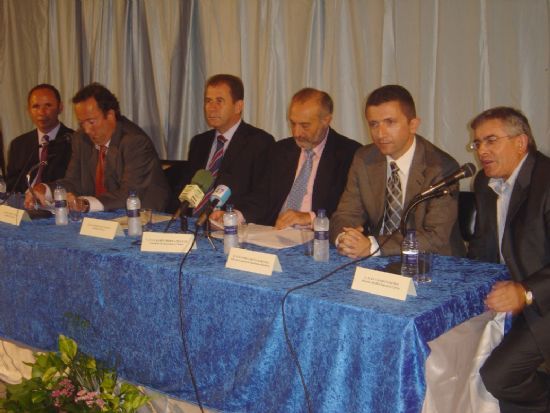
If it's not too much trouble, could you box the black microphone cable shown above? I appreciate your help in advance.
[281,231,398,413]
[177,224,205,413]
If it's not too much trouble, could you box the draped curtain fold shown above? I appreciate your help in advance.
[1,0,548,175]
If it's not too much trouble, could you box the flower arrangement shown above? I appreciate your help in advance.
[0,335,150,412]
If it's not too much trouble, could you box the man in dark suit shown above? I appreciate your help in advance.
[6,84,73,193]
[179,74,274,214]
[238,88,360,228]
[468,107,550,413]
[25,83,170,212]
[330,85,465,257]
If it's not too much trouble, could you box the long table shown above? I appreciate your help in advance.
[0,214,508,412]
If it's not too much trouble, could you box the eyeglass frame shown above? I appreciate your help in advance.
[468,134,519,151]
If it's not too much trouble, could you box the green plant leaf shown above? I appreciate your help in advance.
[59,335,78,363]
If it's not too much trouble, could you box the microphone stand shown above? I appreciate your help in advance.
[400,189,450,236]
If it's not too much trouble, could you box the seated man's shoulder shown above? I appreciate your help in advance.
[9,130,36,147]
[330,130,362,153]
[355,142,380,162]
[238,122,275,143]
[417,135,459,171]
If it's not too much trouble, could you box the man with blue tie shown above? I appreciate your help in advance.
[237,87,360,228]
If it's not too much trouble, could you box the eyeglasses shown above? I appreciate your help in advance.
[468,135,516,151]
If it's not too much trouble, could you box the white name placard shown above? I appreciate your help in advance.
[226,247,282,276]
[80,217,124,239]
[140,232,197,253]
[0,205,30,226]
[351,266,416,301]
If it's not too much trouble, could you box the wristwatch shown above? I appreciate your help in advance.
[523,283,534,306]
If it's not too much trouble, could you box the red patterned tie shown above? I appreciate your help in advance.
[34,135,49,184]
[193,135,226,215]
[95,145,108,196]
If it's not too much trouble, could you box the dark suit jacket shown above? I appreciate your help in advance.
[330,135,465,256]
[242,128,360,225]
[54,117,170,211]
[183,121,275,211]
[6,123,73,193]
[468,151,550,362]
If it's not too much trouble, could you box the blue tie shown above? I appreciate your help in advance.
[285,149,314,211]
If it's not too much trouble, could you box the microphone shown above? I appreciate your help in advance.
[176,170,214,216]
[196,185,231,227]
[419,163,476,198]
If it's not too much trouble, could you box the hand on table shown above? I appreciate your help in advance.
[275,210,312,229]
[336,226,371,259]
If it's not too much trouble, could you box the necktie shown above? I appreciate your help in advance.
[285,149,314,211]
[34,135,49,184]
[193,135,227,216]
[95,145,108,196]
[382,161,403,234]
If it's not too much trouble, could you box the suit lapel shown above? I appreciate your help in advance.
[312,130,336,210]
[220,122,247,170]
[405,137,426,210]
[366,151,387,231]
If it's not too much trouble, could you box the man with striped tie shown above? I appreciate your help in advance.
[6,84,73,194]
[330,85,465,257]
[183,74,274,217]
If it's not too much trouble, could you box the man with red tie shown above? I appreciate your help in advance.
[6,84,73,194]
[25,83,170,212]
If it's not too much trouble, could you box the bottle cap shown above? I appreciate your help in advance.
[129,190,137,197]
[317,209,326,218]
[226,204,234,212]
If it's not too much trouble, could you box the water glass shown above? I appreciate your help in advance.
[300,228,314,256]
[141,208,153,231]
[414,251,433,283]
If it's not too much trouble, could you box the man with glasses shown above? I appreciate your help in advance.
[468,106,550,413]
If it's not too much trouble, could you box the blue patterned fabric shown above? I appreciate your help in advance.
[0,214,509,413]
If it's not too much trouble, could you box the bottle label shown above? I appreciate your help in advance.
[55,200,67,208]
[127,209,140,218]
[224,225,237,235]
[314,230,328,241]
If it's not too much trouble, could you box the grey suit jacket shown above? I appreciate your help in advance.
[469,151,550,362]
[54,117,170,211]
[330,135,465,256]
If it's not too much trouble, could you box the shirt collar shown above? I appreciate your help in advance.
[216,119,242,143]
[38,123,61,144]
[488,153,528,196]
[386,136,416,176]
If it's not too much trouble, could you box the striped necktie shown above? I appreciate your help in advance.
[382,161,403,234]
[34,135,50,184]
[193,135,227,215]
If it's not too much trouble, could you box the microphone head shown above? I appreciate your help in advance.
[210,185,231,207]
[462,163,476,178]
[191,169,214,192]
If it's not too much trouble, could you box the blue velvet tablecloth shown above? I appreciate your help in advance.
[0,213,509,413]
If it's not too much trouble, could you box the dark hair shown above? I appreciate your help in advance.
[291,87,334,116]
[365,84,416,120]
[27,84,61,104]
[205,74,244,102]
[470,106,536,152]
[72,83,121,119]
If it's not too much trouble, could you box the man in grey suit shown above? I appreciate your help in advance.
[25,83,170,212]
[330,85,464,257]
[468,107,550,413]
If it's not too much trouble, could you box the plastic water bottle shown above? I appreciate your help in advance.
[223,204,239,254]
[53,184,69,225]
[0,173,6,201]
[126,190,142,237]
[401,229,419,277]
[313,209,329,262]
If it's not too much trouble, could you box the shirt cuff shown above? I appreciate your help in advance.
[82,196,104,212]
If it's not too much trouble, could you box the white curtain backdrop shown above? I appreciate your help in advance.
[1,0,549,186]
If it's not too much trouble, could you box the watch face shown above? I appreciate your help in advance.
[526,290,534,305]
